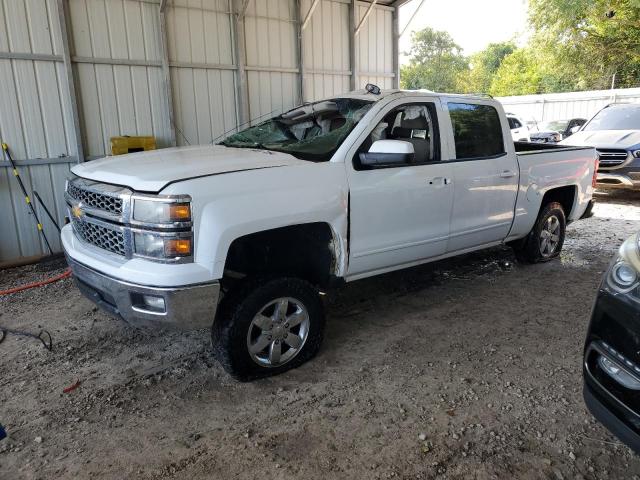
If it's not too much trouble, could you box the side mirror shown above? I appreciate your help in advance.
[568,125,581,136]
[359,140,415,168]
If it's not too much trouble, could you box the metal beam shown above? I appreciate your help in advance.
[301,0,321,31]
[392,3,400,88]
[354,0,378,36]
[294,0,305,103]
[391,0,414,7]
[0,51,62,62]
[158,1,176,146]
[399,0,425,37]
[349,0,357,90]
[232,0,250,127]
[0,156,77,168]
[56,0,85,163]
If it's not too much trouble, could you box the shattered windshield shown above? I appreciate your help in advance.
[219,98,374,161]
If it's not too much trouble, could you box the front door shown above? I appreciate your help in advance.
[346,99,454,278]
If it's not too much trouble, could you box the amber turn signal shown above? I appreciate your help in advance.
[169,203,191,222]
[164,238,192,257]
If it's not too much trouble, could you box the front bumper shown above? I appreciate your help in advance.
[583,288,640,453]
[66,255,219,330]
[584,381,640,454]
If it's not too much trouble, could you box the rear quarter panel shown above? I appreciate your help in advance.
[507,146,596,240]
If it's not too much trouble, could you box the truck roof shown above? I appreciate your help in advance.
[337,88,495,102]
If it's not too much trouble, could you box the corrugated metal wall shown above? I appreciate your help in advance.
[498,87,640,124]
[355,1,393,89]
[167,0,238,145]
[244,0,299,121]
[0,0,75,261]
[69,0,171,156]
[0,0,397,262]
[302,0,350,100]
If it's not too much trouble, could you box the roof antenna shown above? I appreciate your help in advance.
[365,83,381,95]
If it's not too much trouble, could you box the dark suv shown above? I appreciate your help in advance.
[584,233,640,453]
[561,103,640,189]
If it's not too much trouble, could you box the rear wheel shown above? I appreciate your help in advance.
[513,201,566,263]
[212,277,325,381]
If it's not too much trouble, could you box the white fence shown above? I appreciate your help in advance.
[498,87,640,126]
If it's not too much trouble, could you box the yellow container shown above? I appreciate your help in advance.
[110,136,156,155]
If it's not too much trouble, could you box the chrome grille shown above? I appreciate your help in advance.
[71,217,126,256]
[67,181,124,216]
[597,149,628,167]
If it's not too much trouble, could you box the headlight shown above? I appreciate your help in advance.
[133,197,191,226]
[604,234,640,298]
[633,149,640,158]
[552,133,562,142]
[133,232,192,261]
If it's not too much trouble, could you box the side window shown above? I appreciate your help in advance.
[511,118,522,128]
[354,102,440,170]
[448,103,505,160]
[508,117,517,129]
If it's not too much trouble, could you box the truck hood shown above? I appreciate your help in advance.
[71,145,306,192]
[560,130,640,149]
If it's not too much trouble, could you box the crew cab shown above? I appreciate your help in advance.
[561,103,640,189]
[62,88,597,380]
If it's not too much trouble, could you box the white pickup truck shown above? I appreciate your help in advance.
[62,88,597,380]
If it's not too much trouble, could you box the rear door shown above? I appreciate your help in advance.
[443,101,519,252]
[345,97,454,278]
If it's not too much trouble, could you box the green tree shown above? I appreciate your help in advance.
[400,27,469,92]
[528,0,640,90]
[459,42,516,93]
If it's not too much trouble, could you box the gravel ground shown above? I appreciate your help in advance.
[1,188,640,480]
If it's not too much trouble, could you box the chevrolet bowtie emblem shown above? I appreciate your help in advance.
[71,204,84,219]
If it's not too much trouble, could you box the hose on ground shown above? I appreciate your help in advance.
[0,268,72,296]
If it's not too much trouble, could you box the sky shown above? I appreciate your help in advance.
[398,0,529,64]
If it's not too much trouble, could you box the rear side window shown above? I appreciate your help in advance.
[508,117,522,129]
[448,103,505,159]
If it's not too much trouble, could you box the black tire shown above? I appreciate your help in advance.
[212,277,325,381]
[513,201,566,263]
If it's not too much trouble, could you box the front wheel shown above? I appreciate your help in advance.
[212,277,325,381]
[513,201,566,263]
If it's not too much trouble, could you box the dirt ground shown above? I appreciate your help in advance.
[2,189,640,480]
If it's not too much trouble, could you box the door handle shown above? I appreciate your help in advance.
[499,170,516,178]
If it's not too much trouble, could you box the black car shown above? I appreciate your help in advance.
[584,233,640,454]
[531,118,587,143]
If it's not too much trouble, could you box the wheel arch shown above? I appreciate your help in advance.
[540,184,577,220]
[222,222,344,289]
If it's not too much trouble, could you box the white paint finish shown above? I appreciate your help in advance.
[343,95,454,275]
[61,223,218,285]
[508,147,596,240]
[71,144,307,192]
[439,98,520,251]
[162,161,350,278]
[62,90,595,288]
